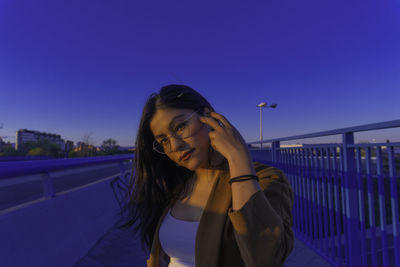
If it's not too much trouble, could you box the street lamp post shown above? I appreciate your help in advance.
[257,102,277,149]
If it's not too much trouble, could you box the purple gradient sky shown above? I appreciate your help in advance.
[1,0,399,147]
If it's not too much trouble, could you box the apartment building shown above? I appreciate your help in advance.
[16,129,65,151]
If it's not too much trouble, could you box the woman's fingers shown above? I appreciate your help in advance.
[199,115,223,130]
[208,112,231,128]
[200,112,231,130]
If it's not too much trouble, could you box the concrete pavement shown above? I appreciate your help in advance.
[74,215,333,267]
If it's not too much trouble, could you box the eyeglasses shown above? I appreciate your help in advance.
[152,108,204,154]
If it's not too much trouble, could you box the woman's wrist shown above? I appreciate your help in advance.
[229,174,259,184]
[227,152,256,178]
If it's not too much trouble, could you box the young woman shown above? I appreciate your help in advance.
[120,84,294,267]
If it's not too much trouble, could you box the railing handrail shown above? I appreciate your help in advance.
[0,154,134,179]
[247,119,400,144]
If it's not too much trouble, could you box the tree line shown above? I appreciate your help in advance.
[0,138,133,158]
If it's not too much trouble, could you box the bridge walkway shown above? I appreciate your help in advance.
[74,215,333,267]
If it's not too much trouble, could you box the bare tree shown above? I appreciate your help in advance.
[82,132,95,146]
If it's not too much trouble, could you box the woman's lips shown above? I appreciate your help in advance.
[180,149,195,161]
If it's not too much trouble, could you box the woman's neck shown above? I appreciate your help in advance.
[194,151,227,186]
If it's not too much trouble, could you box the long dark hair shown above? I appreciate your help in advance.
[118,84,227,251]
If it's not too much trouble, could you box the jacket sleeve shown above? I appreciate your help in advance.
[227,162,294,267]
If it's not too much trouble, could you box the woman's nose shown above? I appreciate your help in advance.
[169,136,187,152]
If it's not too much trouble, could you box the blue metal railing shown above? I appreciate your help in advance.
[0,154,134,178]
[248,119,400,267]
[0,154,134,200]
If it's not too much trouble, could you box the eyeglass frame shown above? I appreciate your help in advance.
[152,107,205,154]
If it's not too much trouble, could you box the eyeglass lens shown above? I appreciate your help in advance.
[154,114,201,153]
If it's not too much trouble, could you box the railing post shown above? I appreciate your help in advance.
[342,132,361,267]
[272,141,280,167]
[41,171,56,199]
[388,146,400,267]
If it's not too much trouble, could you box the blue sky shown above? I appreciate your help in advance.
[0,0,399,147]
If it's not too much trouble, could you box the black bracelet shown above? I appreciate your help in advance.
[229,177,257,184]
[228,174,259,184]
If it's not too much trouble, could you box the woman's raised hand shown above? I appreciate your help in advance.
[199,111,251,163]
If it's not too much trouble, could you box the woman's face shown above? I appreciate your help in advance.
[150,107,212,171]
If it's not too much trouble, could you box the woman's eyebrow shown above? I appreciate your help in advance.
[154,114,186,138]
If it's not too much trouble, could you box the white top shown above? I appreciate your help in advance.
[159,208,200,267]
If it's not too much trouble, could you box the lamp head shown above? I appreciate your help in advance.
[257,102,267,107]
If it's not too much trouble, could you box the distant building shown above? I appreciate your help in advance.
[65,140,74,153]
[74,142,86,152]
[73,142,97,156]
[16,129,65,151]
[280,144,303,148]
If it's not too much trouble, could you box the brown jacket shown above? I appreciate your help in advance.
[146,161,294,267]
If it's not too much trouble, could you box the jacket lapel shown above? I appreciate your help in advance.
[195,168,231,267]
